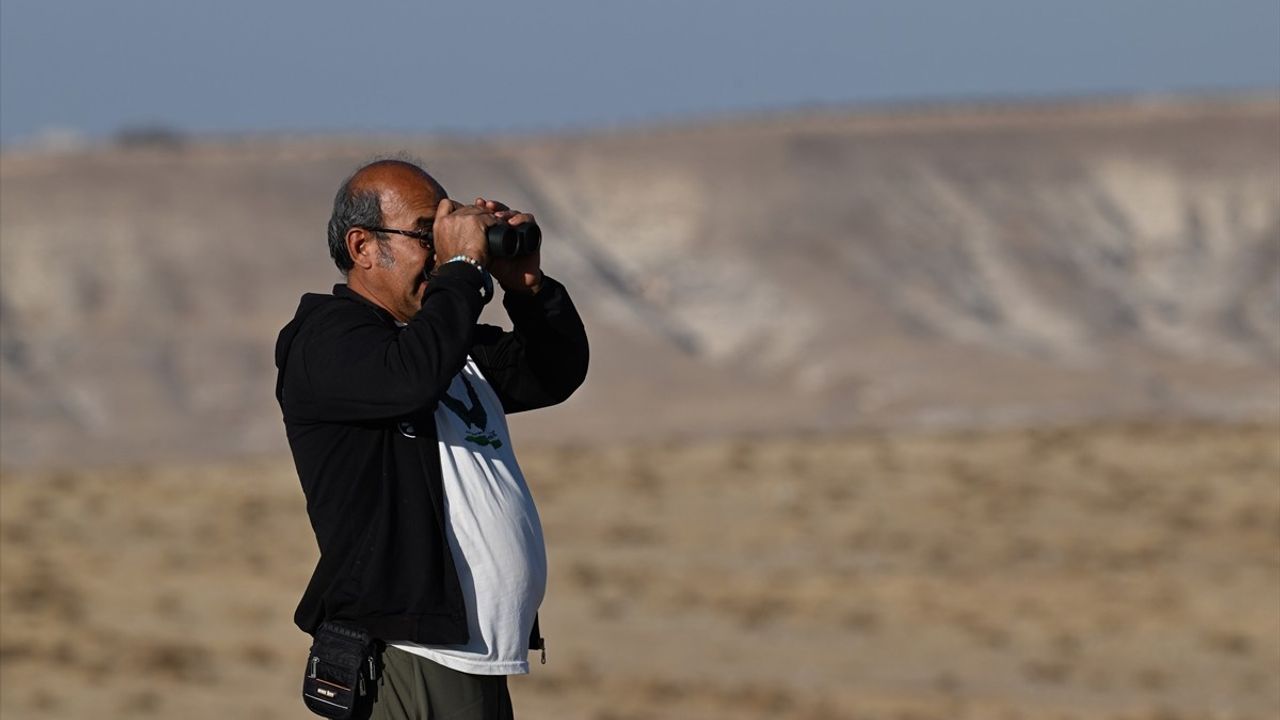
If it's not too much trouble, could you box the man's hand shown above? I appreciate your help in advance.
[474,197,544,295]
[432,198,496,268]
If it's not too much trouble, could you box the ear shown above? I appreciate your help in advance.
[346,228,374,270]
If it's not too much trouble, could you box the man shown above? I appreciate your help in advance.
[275,159,589,719]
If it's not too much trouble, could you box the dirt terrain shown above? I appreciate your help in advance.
[2,422,1276,719]
[2,95,1277,719]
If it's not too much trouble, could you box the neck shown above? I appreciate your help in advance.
[346,273,411,323]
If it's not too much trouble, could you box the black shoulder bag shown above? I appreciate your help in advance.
[302,621,378,719]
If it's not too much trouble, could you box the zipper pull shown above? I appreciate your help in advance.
[540,641,547,665]
[310,656,318,679]
[369,657,376,681]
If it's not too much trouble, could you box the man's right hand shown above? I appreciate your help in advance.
[432,198,495,268]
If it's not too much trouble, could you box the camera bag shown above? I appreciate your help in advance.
[302,621,378,719]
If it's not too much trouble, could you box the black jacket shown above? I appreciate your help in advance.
[275,262,588,647]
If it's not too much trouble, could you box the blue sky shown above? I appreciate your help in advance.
[1,0,1277,143]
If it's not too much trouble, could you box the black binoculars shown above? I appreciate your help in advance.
[484,222,541,258]
[416,222,539,258]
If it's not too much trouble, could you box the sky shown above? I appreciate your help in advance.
[1,0,1278,144]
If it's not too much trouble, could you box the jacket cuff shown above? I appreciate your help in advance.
[433,259,486,285]
[426,261,488,311]
[503,274,565,314]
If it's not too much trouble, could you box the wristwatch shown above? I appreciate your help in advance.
[441,255,493,303]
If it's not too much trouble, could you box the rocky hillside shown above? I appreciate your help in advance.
[1,98,1277,467]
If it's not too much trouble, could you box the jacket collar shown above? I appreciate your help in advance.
[333,283,398,326]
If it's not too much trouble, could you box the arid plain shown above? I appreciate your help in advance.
[2,423,1278,719]
[2,98,1278,719]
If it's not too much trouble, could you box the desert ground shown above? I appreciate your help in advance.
[1,421,1276,720]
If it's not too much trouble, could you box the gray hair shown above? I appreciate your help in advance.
[326,178,385,273]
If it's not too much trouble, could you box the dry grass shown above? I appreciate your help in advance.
[2,422,1278,719]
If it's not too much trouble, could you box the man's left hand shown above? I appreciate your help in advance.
[474,197,543,295]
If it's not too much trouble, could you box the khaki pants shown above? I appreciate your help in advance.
[358,645,515,720]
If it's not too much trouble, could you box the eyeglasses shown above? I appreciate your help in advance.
[361,226,433,246]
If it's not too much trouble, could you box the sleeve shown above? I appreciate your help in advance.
[285,263,488,421]
[470,274,590,414]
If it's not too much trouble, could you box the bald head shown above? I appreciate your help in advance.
[348,160,445,204]
[326,159,446,272]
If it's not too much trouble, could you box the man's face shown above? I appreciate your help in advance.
[366,175,445,320]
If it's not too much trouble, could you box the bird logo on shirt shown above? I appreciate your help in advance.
[439,375,503,449]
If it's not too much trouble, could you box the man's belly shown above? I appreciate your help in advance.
[390,360,547,674]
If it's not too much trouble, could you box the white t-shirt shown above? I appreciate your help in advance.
[390,357,548,675]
